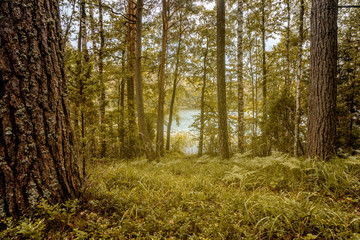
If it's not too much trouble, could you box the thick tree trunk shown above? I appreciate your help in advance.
[216,0,230,159]
[98,0,106,158]
[198,36,209,157]
[166,14,183,151]
[156,0,169,157]
[135,0,157,161]
[307,0,338,158]
[237,0,245,153]
[294,0,304,157]
[0,0,81,217]
[127,0,137,158]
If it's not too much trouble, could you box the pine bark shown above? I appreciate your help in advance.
[156,0,169,157]
[294,0,304,157]
[135,0,157,161]
[237,0,244,152]
[307,0,338,158]
[0,0,81,217]
[216,0,230,159]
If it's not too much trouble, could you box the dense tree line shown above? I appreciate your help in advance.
[58,0,359,161]
[1,0,359,217]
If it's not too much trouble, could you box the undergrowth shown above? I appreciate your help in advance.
[1,153,360,239]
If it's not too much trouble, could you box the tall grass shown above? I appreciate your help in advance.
[2,154,360,239]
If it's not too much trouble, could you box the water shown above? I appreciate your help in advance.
[167,109,200,155]
[169,109,200,132]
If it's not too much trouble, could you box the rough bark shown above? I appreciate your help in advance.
[216,0,230,159]
[166,13,183,151]
[135,0,157,161]
[294,0,304,157]
[307,0,338,159]
[0,0,81,217]
[127,0,137,158]
[156,0,169,157]
[198,36,209,157]
[237,0,244,153]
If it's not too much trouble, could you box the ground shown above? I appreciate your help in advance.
[1,153,360,239]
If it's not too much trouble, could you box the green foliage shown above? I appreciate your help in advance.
[2,155,360,239]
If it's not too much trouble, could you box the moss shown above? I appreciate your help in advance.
[27,181,40,209]
[0,198,6,218]
[5,127,12,136]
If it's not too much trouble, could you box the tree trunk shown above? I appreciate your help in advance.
[198,36,209,156]
[307,0,338,159]
[135,0,157,161]
[285,0,291,86]
[0,0,81,217]
[166,13,183,151]
[119,49,126,157]
[88,3,98,159]
[294,0,304,157]
[261,0,267,113]
[127,0,137,158]
[98,0,106,158]
[77,0,90,178]
[237,0,245,153]
[216,0,230,159]
[156,0,169,157]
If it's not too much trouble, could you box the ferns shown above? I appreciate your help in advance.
[2,155,360,239]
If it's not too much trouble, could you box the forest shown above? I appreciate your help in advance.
[0,0,360,238]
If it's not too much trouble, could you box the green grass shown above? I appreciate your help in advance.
[2,153,360,239]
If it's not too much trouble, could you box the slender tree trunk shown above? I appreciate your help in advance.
[98,0,106,158]
[250,42,255,139]
[127,0,137,158]
[79,0,90,177]
[237,0,245,152]
[307,0,338,159]
[198,36,209,156]
[348,84,355,151]
[294,0,304,157]
[0,0,81,217]
[166,14,183,151]
[261,0,267,113]
[255,37,259,155]
[156,0,169,157]
[285,0,291,86]
[135,0,157,161]
[260,0,269,156]
[88,4,98,159]
[120,50,126,157]
[216,0,230,159]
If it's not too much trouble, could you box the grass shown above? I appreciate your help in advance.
[2,153,360,239]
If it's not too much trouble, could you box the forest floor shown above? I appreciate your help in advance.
[2,153,360,239]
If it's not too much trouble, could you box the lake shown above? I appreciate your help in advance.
[169,109,200,132]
